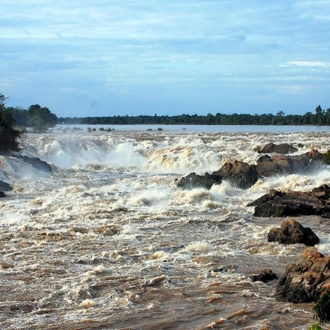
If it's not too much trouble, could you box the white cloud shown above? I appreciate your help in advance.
[280,61,330,68]
[1,1,330,116]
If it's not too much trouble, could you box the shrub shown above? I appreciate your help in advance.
[322,150,330,164]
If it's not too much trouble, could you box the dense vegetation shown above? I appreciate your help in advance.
[0,94,21,154]
[0,92,58,154]
[59,106,330,126]
[7,104,58,131]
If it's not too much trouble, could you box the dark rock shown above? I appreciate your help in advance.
[267,219,319,246]
[0,190,6,198]
[0,180,12,191]
[247,185,330,218]
[255,142,298,154]
[250,268,278,283]
[175,172,221,190]
[212,160,259,189]
[16,155,52,172]
[176,161,259,190]
[275,247,330,303]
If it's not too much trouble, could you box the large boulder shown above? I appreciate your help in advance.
[255,142,298,154]
[247,185,330,218]
[276,247,330,303]
[175,172,221,190]
[211,160,259,189]
[256,150,323,177]
[267,219,319,246]
[176,161,259,190]
[256,154,293,177]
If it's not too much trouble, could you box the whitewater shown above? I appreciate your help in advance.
[1,125,330,329]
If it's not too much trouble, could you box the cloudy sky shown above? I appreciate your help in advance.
[1,1,330,118]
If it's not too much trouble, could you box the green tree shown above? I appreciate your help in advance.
[28,104,58,131]
[0,93,21,154]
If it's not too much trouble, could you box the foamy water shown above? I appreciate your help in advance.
[1,127,330,329]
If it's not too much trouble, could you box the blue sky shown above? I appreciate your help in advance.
[1,1,330,118]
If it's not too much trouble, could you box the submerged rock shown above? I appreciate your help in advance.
[254,142,298,154]
[267,219,319,246]
[276,247,330,303]
[247,185,330,218]
[250,268,278,283]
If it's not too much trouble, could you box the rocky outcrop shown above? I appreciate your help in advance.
[0,180,12,191]
[176,149,324,190]
[254,142,298,154]
[211,160,259,189]
[247,185,330,218]
[275,247,330,303]
[250,268,278,283]
[0,191,5,198]
[256,150,323,177]
[16,155,52,172]
[176,161,258,190]
[267,219,319,246]
[175,172,221,190]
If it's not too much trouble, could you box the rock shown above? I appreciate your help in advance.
[175,172,221,190]
[176,161,258,190]
[275,247,330,303]
[0,190,6,198]
[250,268,278,283]
[256,150,323,177]
[267,219,319,246]
[211,160,259,189]
[255,142,298,154]
[247,185,330,218]
[256,154,293,177]
[0,180,12,191]
[16,155,52,172]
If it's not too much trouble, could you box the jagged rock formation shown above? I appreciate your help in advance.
[276,247,330,303]
[247,185,330,218]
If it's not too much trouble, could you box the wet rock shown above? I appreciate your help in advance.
[256,150,323,177]
[16,155,52,172]
[250,268,278,283]
[176,161,258,190]
[0,180,12,191]
[276,247,330,303]
[175,172,221,190]
[267,219,319,246]
[247,185,330,218]
[211,160,259,189]
[255,142,298,154]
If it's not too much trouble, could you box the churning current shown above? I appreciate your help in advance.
[1,126,330,329]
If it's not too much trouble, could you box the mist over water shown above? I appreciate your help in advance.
[1,126,330,329]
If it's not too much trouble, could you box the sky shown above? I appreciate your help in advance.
[1,0,330,118]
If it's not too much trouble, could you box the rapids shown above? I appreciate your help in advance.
[1,126,330,329]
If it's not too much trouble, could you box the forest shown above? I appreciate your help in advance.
[59,106,330,126]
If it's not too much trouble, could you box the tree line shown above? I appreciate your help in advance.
[59,106,330,126]
[0,93,58,154]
